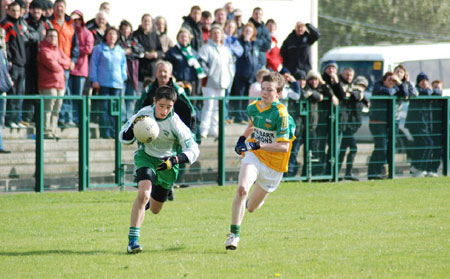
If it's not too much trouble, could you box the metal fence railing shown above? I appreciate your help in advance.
[0,94,448,192]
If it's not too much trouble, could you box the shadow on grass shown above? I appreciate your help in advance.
[1,247,227,256]
[0,250,118,256]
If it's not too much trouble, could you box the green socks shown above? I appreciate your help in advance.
[230,224,241,238]
[128,227,140,242]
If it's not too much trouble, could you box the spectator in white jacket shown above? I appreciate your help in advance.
[198,24,234,139]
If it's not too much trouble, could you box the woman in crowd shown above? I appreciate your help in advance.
[89,27,127,139]
[229,23,258,124]
[154,16,174,54]
[68,10,94,126]
[118,20,145,122]
[164,28,205,96]
[198,24,234,139]
[133,14,163,89]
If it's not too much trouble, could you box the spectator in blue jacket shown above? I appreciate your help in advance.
[229,22,258,124]
[0,29,13,153]
[89,27,127,139]
[248,7,271,71]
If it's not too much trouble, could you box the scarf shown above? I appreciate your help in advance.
[178,43,206,79]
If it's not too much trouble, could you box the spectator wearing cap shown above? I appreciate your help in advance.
[265,19,282,72]
[248,7,271,71]
[280,21,320,75]
[68,10,93,126]
[302,70,333,174]
[50,0,79,128]
[1,1,27,128]
[21,0,53,126]
[405,72,434,177]
[181,6,203,51]
[367,71,408,179]
[337,72,369,181]
[43,0,53,19]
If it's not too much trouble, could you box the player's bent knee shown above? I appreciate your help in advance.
[150,207,161,214]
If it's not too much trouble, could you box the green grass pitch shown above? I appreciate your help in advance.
[1,178,449,279]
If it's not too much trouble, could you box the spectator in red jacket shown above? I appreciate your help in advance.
[37,29,71,139]
[265,19,282,72]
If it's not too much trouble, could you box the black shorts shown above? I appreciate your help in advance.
[135,167,171,203]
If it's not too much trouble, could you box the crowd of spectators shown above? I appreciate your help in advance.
[0,0,445,178]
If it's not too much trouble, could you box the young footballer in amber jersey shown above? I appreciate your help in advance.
[120,86,199,254]
[225,72,296,250]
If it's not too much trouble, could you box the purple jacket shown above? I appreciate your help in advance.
[70,25,94,77]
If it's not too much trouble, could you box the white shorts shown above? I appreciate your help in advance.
[241,151,283,193]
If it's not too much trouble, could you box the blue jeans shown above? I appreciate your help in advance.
[68,75,86,125]
[99,87,121,138]
[59,70,72,123]
[122,80,136,123]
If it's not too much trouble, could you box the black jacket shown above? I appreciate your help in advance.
[280,24,320,74]
[1,15,27,67]
[132,27,163,81]
[181,16,203,51]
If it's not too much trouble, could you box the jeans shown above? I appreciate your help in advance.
[99,87,122,138]
[59,70,72,123]
[68,75,86,125]
[5,64,25,125]
[122,80,137,123]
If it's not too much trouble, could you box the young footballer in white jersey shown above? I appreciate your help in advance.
[225,72,296,250]
[119,86,200,254]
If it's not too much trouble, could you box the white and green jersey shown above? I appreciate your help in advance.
[119,106,199,164]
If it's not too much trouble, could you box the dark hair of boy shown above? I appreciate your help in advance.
[262,72,285,92]
[155,85,178,103]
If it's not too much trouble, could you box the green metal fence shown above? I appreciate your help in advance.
[0,94,448,192]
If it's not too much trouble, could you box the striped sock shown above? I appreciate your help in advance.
[230,224,241,238]
[128,227,140,242]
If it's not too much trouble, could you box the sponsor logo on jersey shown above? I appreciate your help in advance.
[163,130,170,137]
[253,128,275,144]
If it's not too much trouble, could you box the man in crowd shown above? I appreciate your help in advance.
[1,2,27,128]
[248,7,271,71]
[181,5,202,51]
[280,21,320,75]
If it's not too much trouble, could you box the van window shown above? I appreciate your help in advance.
[402,59,450,88]
[320,61,384,92]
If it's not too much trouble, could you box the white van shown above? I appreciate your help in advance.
[319,43,450,95]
